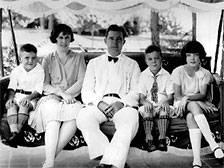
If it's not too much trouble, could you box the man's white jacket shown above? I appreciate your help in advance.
[81,53,141,107]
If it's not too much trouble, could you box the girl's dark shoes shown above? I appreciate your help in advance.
[157,139,167,151]
[147,140,157,152]
[213,147,224,165]
[192,165,201,168]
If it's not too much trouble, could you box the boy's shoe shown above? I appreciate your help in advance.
[157,139,167,151]
[7,132,18,148]
[9,132,18,141]
[147,140,157,152]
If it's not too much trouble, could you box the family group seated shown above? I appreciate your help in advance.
[1,23,223,168]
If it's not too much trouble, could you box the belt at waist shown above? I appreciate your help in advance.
[15,89,32,95]
[103,93,120,99]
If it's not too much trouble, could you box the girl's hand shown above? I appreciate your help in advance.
[176,96,188,117]
[196,101,215,114]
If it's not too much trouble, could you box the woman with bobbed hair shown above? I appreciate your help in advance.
[29,23,86,168]
[171,40,224,168]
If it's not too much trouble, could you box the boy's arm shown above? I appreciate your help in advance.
[5,89,15,109]
[23,91,41,101]
[19,91,41,108]
[139,93,153,106]
[158,93,174,105]
[6,89,15,101]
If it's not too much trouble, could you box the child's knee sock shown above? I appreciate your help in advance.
[157,115,169,140]
[194,114,217,150]
[18,113,28,133]
[194,114,224,158]
[143,117,154,142]
[7,114,18,133]
[189,129,202,166]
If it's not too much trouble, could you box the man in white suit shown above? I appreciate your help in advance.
[77,24,141,168]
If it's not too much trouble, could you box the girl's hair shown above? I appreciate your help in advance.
[20,43,37,54]
[50,24,74,43]
[181,40,206,60]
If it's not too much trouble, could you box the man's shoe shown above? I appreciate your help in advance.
[93,155,103,161]
[124,162,131,168]
[94,164,113,168]
[157,139,167,151]
[147,140,157,152]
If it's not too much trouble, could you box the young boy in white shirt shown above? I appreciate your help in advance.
[5,43,44,148]
[138,45,174,152]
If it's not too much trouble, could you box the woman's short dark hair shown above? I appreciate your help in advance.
[20,43,37,54]
[181,40,206,60]
[50,24,74,43]
[105,24,128,39]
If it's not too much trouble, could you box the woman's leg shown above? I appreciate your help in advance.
[186,112,202,167]
[44,120,61,167]
[55,120,77,157]
[188,102,224,159]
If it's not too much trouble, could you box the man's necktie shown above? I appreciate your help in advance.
[108,56,118,63]
[151,76,158,103]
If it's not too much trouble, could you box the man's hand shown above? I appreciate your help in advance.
[98,101,124,118]
[97,101,112,118]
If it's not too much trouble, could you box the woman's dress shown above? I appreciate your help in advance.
[29,50,86,133]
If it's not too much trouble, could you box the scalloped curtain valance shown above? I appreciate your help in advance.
[0,0,224,18]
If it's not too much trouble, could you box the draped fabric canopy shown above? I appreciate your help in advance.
[0,0,224,18]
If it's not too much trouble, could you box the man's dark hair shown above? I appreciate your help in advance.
[105,24,128,39]
[20,43,37,54]
[50,24,74,43]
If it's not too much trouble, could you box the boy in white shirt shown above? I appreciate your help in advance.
[138,45,174,152]
[4,43,44,148]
